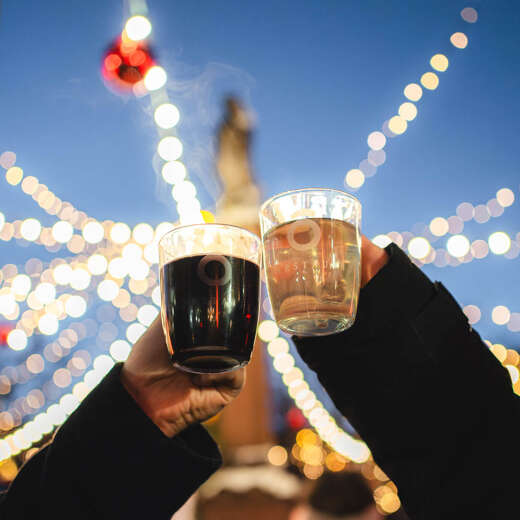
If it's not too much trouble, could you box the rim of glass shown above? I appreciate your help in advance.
[260,187,361,215]
[158,222,261,248]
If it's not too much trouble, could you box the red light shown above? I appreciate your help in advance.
[246,313,252,319]
[129,50,146,67]
[101,36,155,94]
[286,407,306,430]
[104,54,122,71]
[0,324,13,346]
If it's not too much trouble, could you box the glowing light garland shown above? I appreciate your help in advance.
[0,4,205,459]
[0,4,515,490]
[345,9,476,190]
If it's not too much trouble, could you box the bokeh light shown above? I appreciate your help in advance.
[161,161,187,184]
[87,254,108,275]
[456,202,474,221]
[267,445,288,466]
[507,313,520,332]
[144,66,167,91]
[133,223,154,245]
[53,369,72,388]
[108,258,127,279]
[461,7,478,23]
[451,32,469,49]
[6,167,23,186]
[26,354,44,374]
[463,304,481,324]
[82,221,104,244]
[447,216,464,234]
[398,102,417,121]
[38,314,59,335]
[11,274,31,296]
[487,198,504,218]
[137,304,158,326]
[7,329,28,351]
[430,54,449,72]
[420,72,439,90]
[492,306,511,325]
[97,280,119,301]
[358,159,376,178]
[126,323,146,343]
[110,340,132,362]
[408,237,431,259]
[110,222,131,244]
[488,231,511,255]
[70,268,91,291]
[65,295,87,318]
[125,15,152,41]
[367,131,386,150]
[474,204,490,223]
[258,320,280,342]
[446,234,470,257]
[154,103,180,129]
[403,83,422,102]
[51,221,74,243]
[0,151,16,169]
[34,283,56,304]
[345,169,365,189]
[471,240,489,259]
[171,180,197,201]
[157,136,183,161]
[388,116,407,135]
[367,149,386,167]
[20,219,41,242]
[496,188,515,207]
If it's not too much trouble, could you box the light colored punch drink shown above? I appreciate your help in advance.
[260,188,361,337]
[263,217,360,335]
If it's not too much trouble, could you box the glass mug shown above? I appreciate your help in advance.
[158,223,261,373]
[260,188,361,336]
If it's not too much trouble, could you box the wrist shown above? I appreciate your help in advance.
[360,235,389,288]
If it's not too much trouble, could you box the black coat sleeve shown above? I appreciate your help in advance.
[0,363,221,520]
[293,243,520,520]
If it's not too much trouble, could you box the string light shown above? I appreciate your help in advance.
[345,26,468,190]
[430,54,449,72]
[154,104,180,129]
[124,15,152,41]
[488,231,511,255]
[420,72,439,90]
[461,7,478,23]
[492,306,511,326]
[450,32,469,49]
[261,316,370,463]
[144,66,167,91]
[407,237,431,259]
[3,5,516,478]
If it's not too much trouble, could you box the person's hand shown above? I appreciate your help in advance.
[120,316,245,438]
[360,234,388,287]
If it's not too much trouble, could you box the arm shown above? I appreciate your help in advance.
[1,318,244,519]
[293,241,520,519]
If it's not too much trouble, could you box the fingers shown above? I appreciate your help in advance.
[191,367,246,391]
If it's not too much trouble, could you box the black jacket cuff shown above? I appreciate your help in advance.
[48,363,222,519]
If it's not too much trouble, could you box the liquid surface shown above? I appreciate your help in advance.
[161,254,260,373]
[263,218,360,336]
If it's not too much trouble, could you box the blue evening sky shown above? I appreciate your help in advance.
[1,0,519,346]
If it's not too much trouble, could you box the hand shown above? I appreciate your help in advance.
[120,317,245,438]
[360,234,388,287]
